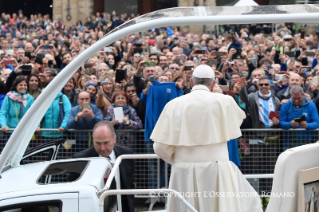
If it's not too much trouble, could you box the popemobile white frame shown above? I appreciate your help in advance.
[1,4,319,212]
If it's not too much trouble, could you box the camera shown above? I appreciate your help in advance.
[284,34,291,42]
[97,81,108,86]
[228,61,235,67]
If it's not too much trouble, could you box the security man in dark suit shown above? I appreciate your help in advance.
[72,121,135,212]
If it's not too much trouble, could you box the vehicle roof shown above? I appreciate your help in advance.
[0,158,111,199]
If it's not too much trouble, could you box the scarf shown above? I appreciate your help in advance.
[257,91,272,100]
[7,91,29,116]
[103,91,114,102]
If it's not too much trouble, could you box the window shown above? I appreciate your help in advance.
[37,161,89,184]
[0,200,61,212]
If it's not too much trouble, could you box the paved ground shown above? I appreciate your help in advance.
[134,198,165,212]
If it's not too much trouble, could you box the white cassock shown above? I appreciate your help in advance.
[150,85,262,212]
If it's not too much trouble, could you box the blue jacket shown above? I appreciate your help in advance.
[141,82,183,141]
[280,98,319,139]
[0,92,34,133]
[0,94,6,109]
[67,104,103,144]
[41,92,71,138]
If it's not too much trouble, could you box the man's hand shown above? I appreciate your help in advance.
[215,71,224,79]
[82,108,94,119]
[228,48,236,60]
[58,127,65,133]
[299,121,307,129]
[76,112,85,120]
[291,120,299,128]
[272,117,280,125]
[2,126,9,132]
[175,81,183,89]
[281,99,288,105]
[143,81,153,95]
[240,77,250,89]
[35,126,41,133]
[132,96,140,107]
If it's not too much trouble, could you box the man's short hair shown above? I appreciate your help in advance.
[290,85,304,95]
[93,121,116,136]
[77,90,90,99]
[192,76,214,87]
[258,76,270,83]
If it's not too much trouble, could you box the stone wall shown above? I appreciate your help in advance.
[53,0,94,26]
[179,0,216,35]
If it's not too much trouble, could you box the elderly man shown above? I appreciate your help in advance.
[276,73,302,103]
[70,121,134,212]
[67,91,103,148]
[280,85,319,147]
[133,60,156,96]
[151,65,262,212]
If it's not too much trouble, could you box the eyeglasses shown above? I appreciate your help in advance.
[170,67,180,70]
[259,83,269,87]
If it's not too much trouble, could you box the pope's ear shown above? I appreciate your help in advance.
[190,78,194,87]
[210,80,216,91]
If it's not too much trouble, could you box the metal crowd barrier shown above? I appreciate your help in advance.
[0,128,317,197]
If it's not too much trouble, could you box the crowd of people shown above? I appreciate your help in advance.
[0,10,319,154]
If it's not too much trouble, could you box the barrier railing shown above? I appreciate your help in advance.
[1,128,317,197]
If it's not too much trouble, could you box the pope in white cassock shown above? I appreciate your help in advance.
[150,65,262,212]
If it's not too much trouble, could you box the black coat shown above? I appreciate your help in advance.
[72,145,135,212]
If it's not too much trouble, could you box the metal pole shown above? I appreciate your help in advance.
[99,189,198,212]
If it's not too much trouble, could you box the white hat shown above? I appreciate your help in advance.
[192,65,215,78]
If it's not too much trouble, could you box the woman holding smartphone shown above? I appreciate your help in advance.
[104,90,142,149]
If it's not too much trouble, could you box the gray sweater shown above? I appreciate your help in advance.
[239,87,280,128]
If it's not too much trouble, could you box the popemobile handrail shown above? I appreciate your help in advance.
[97,154,275,212]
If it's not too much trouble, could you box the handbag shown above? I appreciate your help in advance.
[58,96,65,127]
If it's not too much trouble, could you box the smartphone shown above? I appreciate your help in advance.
[83,102,90,110]
[215,52,224,57]
[84,63,93,68]
[132,93,137,98]
[135,43,142,47]
[208,59,218,67]
[43,45,52,50]
[0,53,5,59]
[294,115,306,123]
[290,57,295,63]
[275,74,287,81]
[306,51,316,57]
[253,41,257,45]
[220,85,229,92]
[104,47,113,53]
[284,34,292,41]
[144,52,149,57]
[7,49,13,55]
[115,69,127,83]
[3,59,12,66]
[21,65,32,75]
[176,55,186,61]
[25,52,32,59]
[196,50,206,54]
[301,67,311,73]
[97,81,108,86]
[264,61,270,66]
[311,76,319,86]
[232,49,242,60]
[285,52,295,57]
[149,75,155,82]
[35,54,45,64]
[184,66,194,71]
